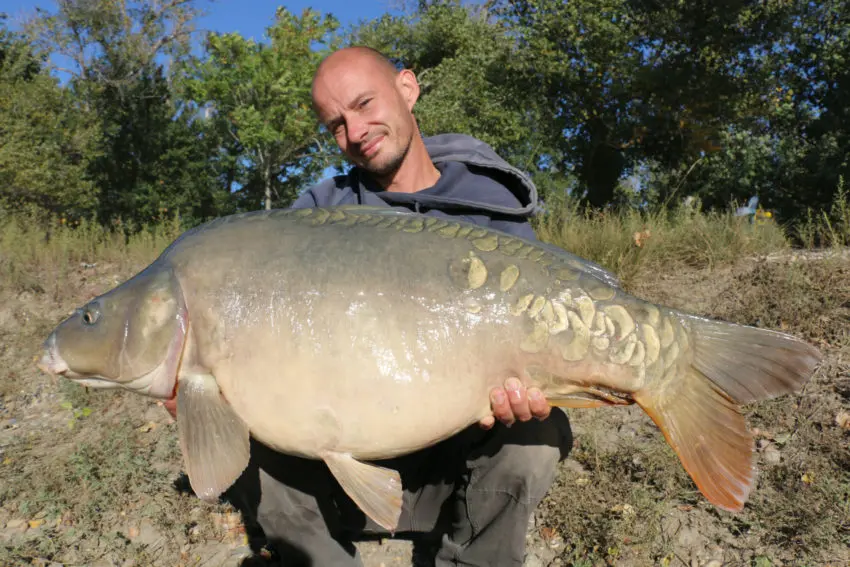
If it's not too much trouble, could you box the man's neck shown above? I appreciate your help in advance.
[374,137,441,194]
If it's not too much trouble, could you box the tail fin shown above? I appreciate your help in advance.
[633,318,822,512]
[689,318,822,403]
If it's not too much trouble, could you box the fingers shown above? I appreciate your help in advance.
[485,378,551,429]
[528,387,552,420]
[505,378,533,422]
[478,415,496,430]
[489,387,515,427]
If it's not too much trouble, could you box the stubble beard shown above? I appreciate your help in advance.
[361,130,413,180]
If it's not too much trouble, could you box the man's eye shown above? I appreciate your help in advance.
[359,98,371,108]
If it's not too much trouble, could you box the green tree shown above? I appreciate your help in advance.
[90,64,230,226]
[182,7,339,210]
[0,16,99,218]
[765,0,850,220]
[494,0,798,209]
[24,0,225,227]
[350,1,566,197]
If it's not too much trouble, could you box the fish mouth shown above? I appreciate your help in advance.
[36,335,119,390]
[36,334,69,376]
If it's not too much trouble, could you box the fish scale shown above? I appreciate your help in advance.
[37,206,822,533]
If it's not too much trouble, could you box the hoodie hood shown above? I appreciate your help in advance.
[418,133,541,217]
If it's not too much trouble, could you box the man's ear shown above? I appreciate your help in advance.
[396,69,420,110]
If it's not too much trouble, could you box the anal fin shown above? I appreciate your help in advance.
[550,397,613,409]
[547,385,634,409]
[322,451,403,532]
[177,374,250,502]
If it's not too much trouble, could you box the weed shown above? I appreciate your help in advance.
[794,176,850,248]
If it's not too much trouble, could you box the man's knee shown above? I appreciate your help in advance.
[225,440,361,566]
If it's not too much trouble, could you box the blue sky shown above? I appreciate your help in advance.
[4,0,405,41]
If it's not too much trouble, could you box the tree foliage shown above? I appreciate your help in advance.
[181,7,339,210]
[1,0,849,232]
[0,16,99,217]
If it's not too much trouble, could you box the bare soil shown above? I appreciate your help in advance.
[1,251,847,566]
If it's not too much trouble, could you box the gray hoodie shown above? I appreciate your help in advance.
[291,133,543,240]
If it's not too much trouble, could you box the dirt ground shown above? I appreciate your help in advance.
[0,250,847,566]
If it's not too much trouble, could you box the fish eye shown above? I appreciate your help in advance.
[82,306,100,325]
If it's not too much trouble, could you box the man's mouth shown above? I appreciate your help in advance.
[361,135,384,158]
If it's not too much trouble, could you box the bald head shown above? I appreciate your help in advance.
[313,47,399,91]
[310,46,422,180]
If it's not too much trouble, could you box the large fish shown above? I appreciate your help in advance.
[37,206,821,531]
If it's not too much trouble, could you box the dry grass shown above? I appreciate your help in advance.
[533,200,789,287]
[0,209,182,302]
[795,176,850,250]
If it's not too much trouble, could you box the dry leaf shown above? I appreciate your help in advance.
[633,228,651,248]
[137,421,158,433]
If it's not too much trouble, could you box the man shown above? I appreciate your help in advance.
[298,47,557,433]
[172,46,574,566]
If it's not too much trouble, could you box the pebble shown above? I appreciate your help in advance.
[763,444,781,465]
[524,552,546,567]
[126,519,162,548]
[5,518,26,532]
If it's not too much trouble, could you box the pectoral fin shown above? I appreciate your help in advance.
[176,374,250,502]
[322,451,403,532]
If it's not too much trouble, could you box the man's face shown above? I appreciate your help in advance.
[312,56,418,178]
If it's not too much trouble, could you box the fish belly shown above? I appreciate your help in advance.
[205,291,522,459]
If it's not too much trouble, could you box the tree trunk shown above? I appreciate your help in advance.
[264,162,272,211]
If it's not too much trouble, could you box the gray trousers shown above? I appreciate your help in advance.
[226,410,573,567]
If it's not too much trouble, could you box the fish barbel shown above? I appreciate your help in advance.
[36,206,822,530]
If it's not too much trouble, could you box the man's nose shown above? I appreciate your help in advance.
[346,116,369,145]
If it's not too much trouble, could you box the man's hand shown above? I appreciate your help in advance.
[480,377,551,430]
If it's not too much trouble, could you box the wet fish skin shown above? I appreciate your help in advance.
[36,206,822,531]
